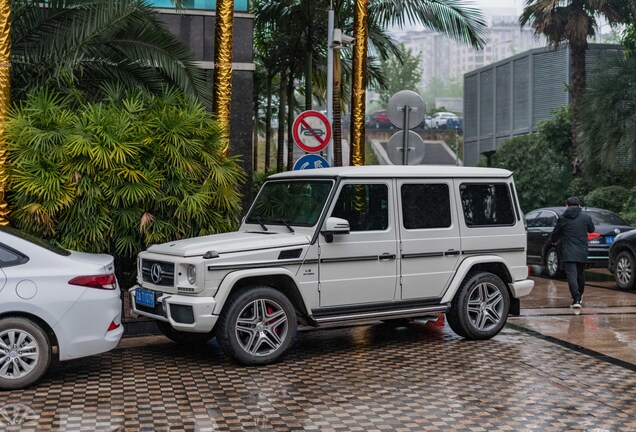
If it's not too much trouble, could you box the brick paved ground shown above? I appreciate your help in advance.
[0,321,635,431]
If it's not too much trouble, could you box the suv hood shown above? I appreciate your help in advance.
[147,231,311,257]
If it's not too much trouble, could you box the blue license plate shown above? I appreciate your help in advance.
[135,289,155,308]
[605,236,615,245]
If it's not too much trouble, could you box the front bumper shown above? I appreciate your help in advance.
[129,285,218,333]
[510,279,534,298]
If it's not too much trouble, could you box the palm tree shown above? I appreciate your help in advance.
[581,54,636,175]
[520,0,628,174]
[11,0,210,103]
[254,0,487,169]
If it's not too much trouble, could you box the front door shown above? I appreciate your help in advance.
[397,179,461,299]
[318,180,398,307]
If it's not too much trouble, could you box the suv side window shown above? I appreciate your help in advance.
[401,184,451,229]
[331,183,388,231]
[459,183,515,227]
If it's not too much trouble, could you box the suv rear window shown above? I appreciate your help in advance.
[459,183,515,227]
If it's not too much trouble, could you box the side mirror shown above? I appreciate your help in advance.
[321,217,350,243]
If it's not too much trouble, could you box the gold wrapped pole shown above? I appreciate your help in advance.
[0,0,10,225]
[212,0,234,154]
[349,0,368,167]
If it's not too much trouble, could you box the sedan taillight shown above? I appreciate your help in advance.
[68,274,117,290]
[587,232,601,241]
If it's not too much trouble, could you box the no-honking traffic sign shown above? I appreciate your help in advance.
[292,110,332,153]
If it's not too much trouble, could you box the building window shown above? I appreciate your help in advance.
[148,0,249,12]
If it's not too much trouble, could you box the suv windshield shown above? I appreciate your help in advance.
[246,180,333,227]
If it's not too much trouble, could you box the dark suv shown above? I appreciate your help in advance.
[525,207,634,278]
[608,229,636,290]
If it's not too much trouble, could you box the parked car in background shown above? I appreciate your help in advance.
[0,227,123,389]
[431,112,459,129]
[608,229,636,290]
[367,110,392,129]
[525,207,634,278]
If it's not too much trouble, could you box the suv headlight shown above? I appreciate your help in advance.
[187,265,196,285]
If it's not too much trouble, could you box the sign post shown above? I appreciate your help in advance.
[292,110,332,154]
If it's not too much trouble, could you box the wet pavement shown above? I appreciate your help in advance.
[0,275,635,431]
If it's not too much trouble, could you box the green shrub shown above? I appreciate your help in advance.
[584,186,630,213]
[6,87,245,282]
[492,134,572,213]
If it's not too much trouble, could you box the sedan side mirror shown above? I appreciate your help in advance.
[321,217,350,243]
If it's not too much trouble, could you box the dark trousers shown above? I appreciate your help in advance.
[563,261,585,302]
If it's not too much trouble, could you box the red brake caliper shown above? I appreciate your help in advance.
[266,305,280,334]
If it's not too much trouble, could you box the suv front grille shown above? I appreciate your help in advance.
[141,260,175,287]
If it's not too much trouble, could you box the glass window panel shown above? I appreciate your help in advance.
[401,184,451,229]
[331,184,388,232]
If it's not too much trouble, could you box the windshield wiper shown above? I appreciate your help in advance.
[277,219,295,233]
[254,216,268,231]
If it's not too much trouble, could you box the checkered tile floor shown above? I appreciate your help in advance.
[1,323,635,431]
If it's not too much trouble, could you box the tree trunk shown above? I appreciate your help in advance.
[264,74,273,172]
[333,53,343,166]
[305,33,313,111]
[287,68,295,171]
[570,42,587,175]
[277,68,287,173]
[253,96,259,172]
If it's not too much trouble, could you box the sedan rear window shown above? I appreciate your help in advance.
[587,211,630,226]
[0,227,71,256]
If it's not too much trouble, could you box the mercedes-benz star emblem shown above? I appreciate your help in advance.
[150,263,163,284]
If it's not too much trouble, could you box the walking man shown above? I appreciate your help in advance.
[551,196,595,308]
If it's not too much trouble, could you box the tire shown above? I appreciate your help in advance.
[614,251,635,290]
[0,317,52,390]
[446,271,510,340]
[544,246,561,279]
[156,321,214,345]
[216,286,297,365]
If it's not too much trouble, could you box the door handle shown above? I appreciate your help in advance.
[378,253,396,261]
[444,249,460,256]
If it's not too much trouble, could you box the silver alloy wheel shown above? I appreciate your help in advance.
[617,256,633,286]
[235,299,288,357]
[547,249,559,275]
[0,329,40,380]
[466,282,504,332]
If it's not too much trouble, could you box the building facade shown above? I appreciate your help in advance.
[396,13,546,89]
[463,44,620,166]
[150,1,255,176]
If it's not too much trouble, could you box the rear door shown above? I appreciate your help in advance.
[397,179,461,299]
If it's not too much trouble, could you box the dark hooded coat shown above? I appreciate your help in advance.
[550,207,595,262]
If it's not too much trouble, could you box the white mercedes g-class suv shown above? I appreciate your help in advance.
[129,166,533,365]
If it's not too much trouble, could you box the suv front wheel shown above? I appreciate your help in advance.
[216,286,297,365]
[447,271,510,340]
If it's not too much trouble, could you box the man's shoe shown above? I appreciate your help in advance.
[572,300,582,309]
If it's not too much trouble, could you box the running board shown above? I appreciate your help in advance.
[312,305,448,325]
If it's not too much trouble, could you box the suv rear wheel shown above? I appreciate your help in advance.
[614,251,635,290]
[447,271,510,340]
[216,287,297,365]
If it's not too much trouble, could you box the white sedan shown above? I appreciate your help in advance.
[0,227,123,389]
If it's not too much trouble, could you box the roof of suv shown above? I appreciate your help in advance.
[269,165,512,179]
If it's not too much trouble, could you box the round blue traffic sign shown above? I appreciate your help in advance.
[293,154,330,170]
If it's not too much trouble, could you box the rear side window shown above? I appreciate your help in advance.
[401,184,451,229]
[0,244,29,268]
[460,183,515,227]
